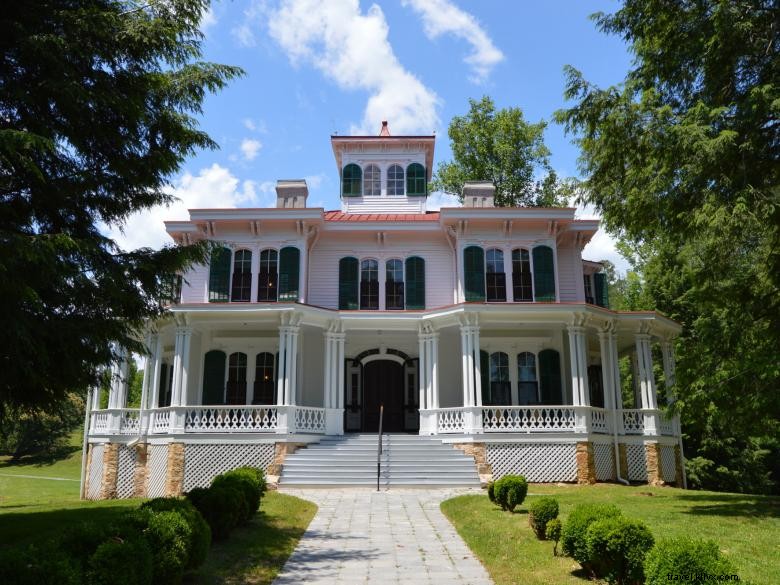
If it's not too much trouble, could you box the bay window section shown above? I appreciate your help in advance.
[360,259,379,310]
[231,249,252,302]
[257,249,278,302]
[385,259,404,310]
[512,248,533,302]
[485,248,506,302]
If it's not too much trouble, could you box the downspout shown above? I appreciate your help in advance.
[80,387,93,499]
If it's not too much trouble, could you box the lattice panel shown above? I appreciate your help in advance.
[146,444,168,498]
[661,445,677,482]
[487,443,577,482]
[183,443,276,492]
[594,443,615,481]
[626,444,647,481]
[116,446,136,499]
[86,444,104,500]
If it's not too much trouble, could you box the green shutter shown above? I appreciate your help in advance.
[158,363,169,407]
[342,164,362,197]
[594,272,609,308]
[464,246,485,302]
[338,257,359,309]
[405,256,425,309]
[278,246,300,301]
[406,163,426,196]
[479,350,490,405]
[538,349,562,404]
[208,247,231,302]
[532,245,556,302]
[202,350,226,405]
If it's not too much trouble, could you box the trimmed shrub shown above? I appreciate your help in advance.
[0,544,80,585]
[560,503,622,565]
[144,510,192,584]
[546,518,562,556]
[188,485,245,539]
[493,475,528,512]
[528,497,559,539]
[87,535,153,585]
[141,497,211,569]
[487,481,496,504]
[585,516,654,584]
[212,467,265,519]
[58,522,109,573]
[644,537,738,585]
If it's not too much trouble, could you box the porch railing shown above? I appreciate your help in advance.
[590,407,611,434]
[483,406,578,432]
[622,409,645,434]
[435,407,466,434]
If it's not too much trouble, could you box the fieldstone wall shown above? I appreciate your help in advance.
[576,441,596,485]
[165,443,186,496]
[132,443,148,498]
[453,442,492,485]
[99,443,119,499]
[645,442,664,486]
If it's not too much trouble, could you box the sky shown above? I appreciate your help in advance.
[109,0,634,271]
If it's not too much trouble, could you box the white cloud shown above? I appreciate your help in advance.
[243,118,268,133]
[105,164,267,251]
[425,190,461,210]
[240,138,263,160]
[200,7,217,33]
[401,0,504,83]
[575,201,630,273]
[268,0,440,135]
[232,23,256,47]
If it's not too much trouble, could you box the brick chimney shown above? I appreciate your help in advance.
[275,180,308,208]
[462,181,495,207]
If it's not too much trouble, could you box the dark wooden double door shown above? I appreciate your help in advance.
[361,360,405,432]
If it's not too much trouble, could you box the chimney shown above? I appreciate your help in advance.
[275,179,308,208]
[462,181,496,207]
[379,120,391,136]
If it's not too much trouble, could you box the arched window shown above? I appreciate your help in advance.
[258,249,278,302]
[226,352,247,405]
[517,352,538,405]
[342,163,362,196]
[387,164,404,196]
[406,163,426,196]
[363,164,381,196]
[485,248,506,302]
[385,259,404,310]
[488,352,511,405]
[360,259,379,310]
[512,248,533,302]
[231,249,252,302]
[253,352,276,405]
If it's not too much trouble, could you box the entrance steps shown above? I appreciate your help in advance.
[279,434,481,487]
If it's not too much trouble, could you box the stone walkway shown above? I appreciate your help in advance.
[274,488,493,585]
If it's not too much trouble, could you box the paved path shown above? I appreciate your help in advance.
[274,488,493,585]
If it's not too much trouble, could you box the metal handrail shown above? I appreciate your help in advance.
[376,404,384,492]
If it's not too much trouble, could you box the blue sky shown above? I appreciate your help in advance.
[113,0,633,270]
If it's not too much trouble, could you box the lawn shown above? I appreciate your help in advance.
[0,434,317,584]
[441,483,780,585]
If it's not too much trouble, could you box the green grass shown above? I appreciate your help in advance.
[441,484,780,585]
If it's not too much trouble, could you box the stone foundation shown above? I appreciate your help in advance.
[645,442,664,486]
[165,443,186,496]
[99,443,119,500]
[453,442,493,485]
[132,443,149,498]
[267,442,307,478]
[576,441,596,485]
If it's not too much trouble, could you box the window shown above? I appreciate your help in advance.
[538,349,562,404]
[488,352,511,405]
[231,249,252,302]
[360,259,379,310]
[464,245,485,301]
[202,350,226,405]
[517,352,538,405]
[258,249,278,302]
[512,248,533,302]
[253,352,276,405]
[338,257,359,309]
[584,275,594,304]
[485,248,506,302]
[342,163,362,196]
[406,163,426,196]
[278,246,300,301]
[208,247,231,302]
[363,164,381,196]
[385,259,404,310]
[226,352,247,404]
[387,164,404,196]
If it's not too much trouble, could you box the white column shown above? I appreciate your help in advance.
[324,328,345,435]
[473,325,482,408]
[323,333,332,409]
[425,335,433,412]
[460,325,473,407]
[138,332,158,434]
[418,331,428,410]
[608,331,624,433]
[147,335,162,410]
[635,333,659,435]
[430,332,440,409]
[335,333,345,410]
[660,339,677,404]
[288,326,299,406]
[276,327,287,407]
[598,330,614,410]
[169,326,192,433]
[567,324,590,433]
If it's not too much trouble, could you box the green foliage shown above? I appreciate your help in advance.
[0,393,83,459]
[560,503,622,565]
[87,535,153,585]
[0,544,80,585]
[58,522,110,574]
[211,467,266,519]
[644,537,738,585]
[140,497,211,570]
[432,96,571,207]
[144,510,192,584]
[528,497,559,539]
[556,1,780,494]
[545,518,562,556]
[0,0,241,411]
[187,485,244,540]
[487,480,496,504]
[492,474,528,512]
[585,516,654,584]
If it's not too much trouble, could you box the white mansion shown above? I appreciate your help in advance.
[82,123,685,498]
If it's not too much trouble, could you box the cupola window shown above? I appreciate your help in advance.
[363,164,381,196]
[387,164,404,196]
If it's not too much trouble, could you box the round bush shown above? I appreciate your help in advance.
[87,535,153,585]
[546,518,562,554]
[585,516,654,584]
[644,537,738,585]
[189,485,245,539]
[560,503,622,565]
[487,481,496,504]
[144,510,192,584]
[528,497,559,539]
[58,522,109,573]
[493,475,528,512]
[0,545,80,585]
[212,467,265,518]
[141,497,211,569]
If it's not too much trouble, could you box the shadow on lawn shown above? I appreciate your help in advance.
[0,445,80,468]
[676,492,780,518]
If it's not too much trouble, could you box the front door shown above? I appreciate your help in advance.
[362,359,404,432]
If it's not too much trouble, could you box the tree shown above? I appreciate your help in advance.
[0,1,241,411]
[556,1,779,493]
[432,96,571,207]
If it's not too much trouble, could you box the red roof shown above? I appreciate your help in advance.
[324,211,440,222]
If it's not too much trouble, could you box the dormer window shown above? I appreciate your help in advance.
[342,163,362,196]
[387,164,404,196]
[364,164,381,196]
